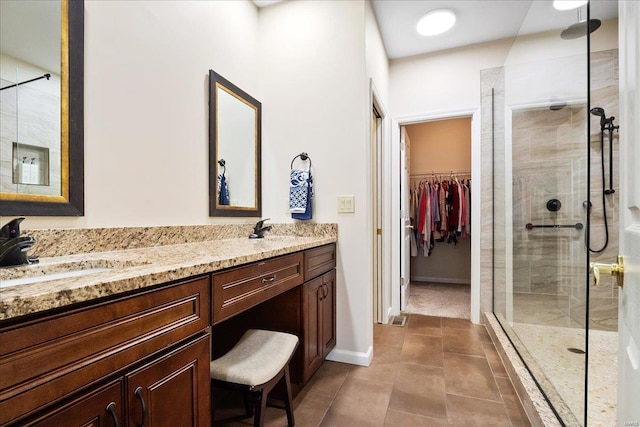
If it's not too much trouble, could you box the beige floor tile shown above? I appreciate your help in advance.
[446,394,512,426]
[496,377,533,427]
[349,358,400,384]
[407,314,442,337]
[401,333,444,367]
[384,409,452,427]
[374,323,407,348]
[443,353,501,401]
[215,315,530,427]
[388,363,448,420]
[372,343,404,364]
[442,327,485,356]
[260,388,334,427]
[482,341,509,378]
[304,361,351,399]
[320,376,393,427]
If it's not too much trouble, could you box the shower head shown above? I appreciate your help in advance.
[590,107,607,129]
[560,19,601,40]
[549,97,567,111]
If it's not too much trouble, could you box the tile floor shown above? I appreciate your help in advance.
[213,314,532,427]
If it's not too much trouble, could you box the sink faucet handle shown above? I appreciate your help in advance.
[0,217,25,239]
[254,218,271,231]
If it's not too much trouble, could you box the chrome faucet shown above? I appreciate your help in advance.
[249,218,272,239]
[0,217,39,267]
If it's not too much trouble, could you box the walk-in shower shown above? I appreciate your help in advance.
[485,1,620,426]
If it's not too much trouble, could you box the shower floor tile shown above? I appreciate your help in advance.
[511,323,617,427]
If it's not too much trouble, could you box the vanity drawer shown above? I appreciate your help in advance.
[0,276,210,426]
[304,243,336,280]
[213,252,304,324]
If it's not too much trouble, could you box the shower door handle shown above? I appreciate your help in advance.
[589,255,624,287]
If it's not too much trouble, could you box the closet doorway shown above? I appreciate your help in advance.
[402,117,472,319]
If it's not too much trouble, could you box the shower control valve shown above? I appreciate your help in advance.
[589,255,624,287]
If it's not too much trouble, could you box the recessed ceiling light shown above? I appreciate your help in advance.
[416,9,456,36]
[553,0,588,11]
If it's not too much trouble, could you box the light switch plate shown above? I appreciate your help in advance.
[337,195,355,213]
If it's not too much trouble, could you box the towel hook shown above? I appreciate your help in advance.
[218,159,226,176]
[290,152,312,169]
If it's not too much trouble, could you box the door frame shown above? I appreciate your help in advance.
[390,108,481,324]
[370,79,390,324]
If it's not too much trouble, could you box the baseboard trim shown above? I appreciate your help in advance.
[411,276,471,285]
[387,306,398,319]
[326,345,373,367]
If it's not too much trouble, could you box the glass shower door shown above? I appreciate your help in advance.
[490,1,592,426]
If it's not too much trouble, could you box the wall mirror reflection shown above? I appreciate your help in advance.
[0,0,84,216]
[209,70,261,217]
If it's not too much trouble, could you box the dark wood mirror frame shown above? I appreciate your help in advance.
[0,0,84,216]
[209,70,261,218]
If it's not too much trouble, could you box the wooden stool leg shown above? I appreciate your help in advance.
[243,392,254,417]
[210,381,217,424]
[284,365,295,427]
[253,389,268,427]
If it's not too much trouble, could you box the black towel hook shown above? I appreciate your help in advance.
[291,152,312,169]
[218,159,226,176]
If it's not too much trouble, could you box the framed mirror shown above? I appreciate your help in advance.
[209,70,261,217]
[0,0,84,216]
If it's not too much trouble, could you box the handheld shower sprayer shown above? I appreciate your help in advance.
[587,107,619,253]
[590,107,607,129]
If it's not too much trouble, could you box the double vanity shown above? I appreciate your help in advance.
[0,223,337,426]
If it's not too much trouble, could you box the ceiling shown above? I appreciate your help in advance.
[371,0,619,59]
[0,1,61,74]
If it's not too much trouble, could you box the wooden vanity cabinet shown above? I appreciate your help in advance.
[210,243,337,386]
[124,334,210,427]
[301,245,336,383]
[21,380,124,427]
[0,276,211,427]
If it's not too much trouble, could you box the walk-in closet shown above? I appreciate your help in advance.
[403,117,472,319]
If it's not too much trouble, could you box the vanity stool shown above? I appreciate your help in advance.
[210,329,299,427]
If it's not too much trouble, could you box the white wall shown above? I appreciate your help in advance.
[390,19,618,116]
[1,0,379,367]
[7,0,259,228]
[390,39,514,116]
[258,0,373,364]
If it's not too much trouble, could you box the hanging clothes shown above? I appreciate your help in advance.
[409,174,471,256]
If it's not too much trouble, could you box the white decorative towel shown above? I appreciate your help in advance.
[289,168,309,213]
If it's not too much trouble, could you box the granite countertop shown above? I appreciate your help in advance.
[0,234,336,321]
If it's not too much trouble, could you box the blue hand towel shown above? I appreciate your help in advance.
[217,174,229,205]
[289,168,309,213]
[290,168,313,220]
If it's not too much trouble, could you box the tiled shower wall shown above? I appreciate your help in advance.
[0,78,61,196]
[506,49,619,331]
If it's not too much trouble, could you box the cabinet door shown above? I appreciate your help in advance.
[125,334,210,427]
[23,380,123,427]
[302,276,324,383]
[321,270,337,358]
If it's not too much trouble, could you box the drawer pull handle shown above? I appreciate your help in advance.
[262,275,276,284]
[134,386,147,427]
[106,401,120,427]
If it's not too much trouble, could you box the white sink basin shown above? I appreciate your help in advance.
[0,268,112,288]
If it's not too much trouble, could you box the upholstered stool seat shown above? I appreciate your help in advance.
[210,329,299,427]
